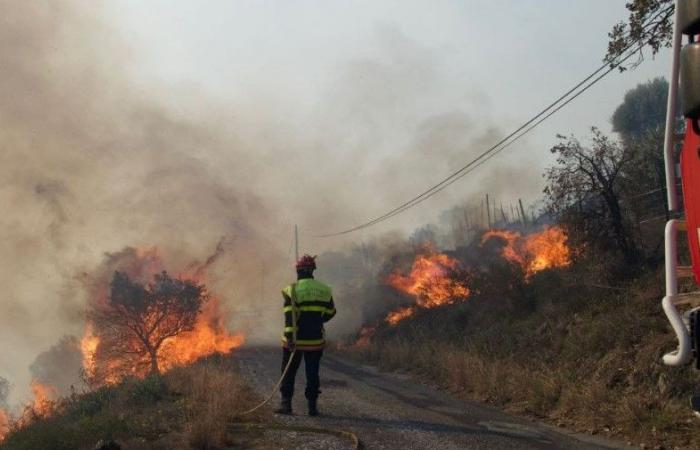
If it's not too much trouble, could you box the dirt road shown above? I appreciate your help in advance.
[235,347,631,450]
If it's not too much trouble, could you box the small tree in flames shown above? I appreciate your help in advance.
[90,271,208,378]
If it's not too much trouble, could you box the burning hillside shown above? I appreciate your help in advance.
[481,225,571,277]
[0,245,244,442]
[354,226,572,345]
[82,247,244,386]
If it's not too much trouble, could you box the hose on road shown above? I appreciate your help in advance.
[234,351,361,449]
[238,349,297,416]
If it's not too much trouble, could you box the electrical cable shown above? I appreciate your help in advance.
[315,6,674,238]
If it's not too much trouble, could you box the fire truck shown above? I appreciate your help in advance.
[660,0,700,413]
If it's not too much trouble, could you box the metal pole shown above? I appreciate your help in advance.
[294,224,299,261]
[486,194,491,228]
[663,0,682,212]
[260,260,265,303]
[662,219,691,366]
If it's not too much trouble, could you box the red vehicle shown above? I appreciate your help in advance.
[661,1,700,374]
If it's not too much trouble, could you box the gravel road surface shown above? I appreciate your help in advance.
[235,347,632,450]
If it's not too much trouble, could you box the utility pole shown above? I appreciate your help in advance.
[260,260,265,303]
[485,194,491,229]
[294,224,299,261]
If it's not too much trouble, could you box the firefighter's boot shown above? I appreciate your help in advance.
[274,397,292,415]
[307,398,319,416]
[691,395,700,418]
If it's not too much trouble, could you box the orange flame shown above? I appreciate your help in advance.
[0,409,9,441]
[385,306,416,325]
[29,380,57,417]
[157,299,245,371]
[0,380,60,441]
[385,251,470,325]
[81,246,245,386]
[80,324,100,381]
[354,324,378,348]
[482,226,571,277]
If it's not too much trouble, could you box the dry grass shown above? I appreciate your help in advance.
[0,356,266,450]
[345,268,700,449]
[166,358,263,449]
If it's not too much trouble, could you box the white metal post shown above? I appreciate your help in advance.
[662,219,692,366]
[663,0,682,212]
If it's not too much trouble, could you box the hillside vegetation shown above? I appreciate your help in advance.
[325,77,700,449]
[344,265,700,449]
[0,357,266,450]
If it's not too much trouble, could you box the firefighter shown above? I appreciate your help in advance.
[275,254,336,416]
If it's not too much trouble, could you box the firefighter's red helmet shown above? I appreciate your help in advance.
[296,254,317,271]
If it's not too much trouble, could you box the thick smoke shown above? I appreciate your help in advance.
[0,1,542,403]
[29,336,82,397]
[0,0,280,403]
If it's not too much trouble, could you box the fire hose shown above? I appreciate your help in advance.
[233,284,361,449]
[237,348,298,416]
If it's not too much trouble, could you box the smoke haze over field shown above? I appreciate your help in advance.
[0,0,668,403]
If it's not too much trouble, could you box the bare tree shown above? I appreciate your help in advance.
[544,129,639,263]
[90,271,207,378]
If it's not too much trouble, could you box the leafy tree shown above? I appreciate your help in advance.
[90,271,207,378]
[612,77,668,141]
[613,78,671,215]
[544,129,639,263]
[606,0,674,70]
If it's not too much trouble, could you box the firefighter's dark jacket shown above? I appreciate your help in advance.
[281,277,336,350]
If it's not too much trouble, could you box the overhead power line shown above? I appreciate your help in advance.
[315,5,674,238]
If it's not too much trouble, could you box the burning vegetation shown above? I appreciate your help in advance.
[27,381,57,419]
[385,251,471,324]
[355,226,572,344]
[0,246,244,442]
[82,247,244,386]
[481,225,571,277]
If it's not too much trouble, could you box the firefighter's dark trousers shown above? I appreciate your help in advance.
[279,348,323,400]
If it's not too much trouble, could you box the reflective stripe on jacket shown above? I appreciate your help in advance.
[282,278,336,349]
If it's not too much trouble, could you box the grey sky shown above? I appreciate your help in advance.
[111,0,669,237]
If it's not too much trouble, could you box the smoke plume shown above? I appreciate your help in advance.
[0,1,542,404]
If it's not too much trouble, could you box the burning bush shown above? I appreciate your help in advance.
[88,271,208,381]
[481,225,572,277]
[386,251,471,325]
[82,247,244,386]
[351,226,572,346]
